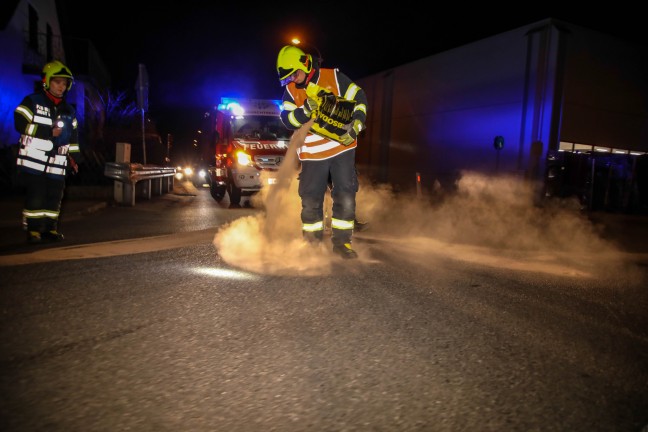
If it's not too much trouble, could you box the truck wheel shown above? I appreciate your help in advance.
[227,170,242,206]
[228,182,242,206]
[210,183,226,202]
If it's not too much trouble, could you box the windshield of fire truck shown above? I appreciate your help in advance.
[231,115,293,140]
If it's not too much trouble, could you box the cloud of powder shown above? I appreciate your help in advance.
[213,120,339,276]
[355,171,643,280]
[213,128,642,280]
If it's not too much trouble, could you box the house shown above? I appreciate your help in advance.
[0,0,110,189]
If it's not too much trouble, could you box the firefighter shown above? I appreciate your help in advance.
[276,45,367,259]
[14,60,80,244]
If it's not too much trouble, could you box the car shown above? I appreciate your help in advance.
[175,163,210,188]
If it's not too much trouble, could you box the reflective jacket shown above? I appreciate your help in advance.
[14,90,79,179]
[281,67,367,161]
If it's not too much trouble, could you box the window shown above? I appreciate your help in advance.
[46,24,53,61]
[28,5,39,52]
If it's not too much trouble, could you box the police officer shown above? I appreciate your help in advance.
[14,60,80,244]
[276,45,368,259]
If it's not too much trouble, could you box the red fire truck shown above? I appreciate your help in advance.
[203,97,292,207]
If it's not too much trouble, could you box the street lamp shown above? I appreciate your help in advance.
[290,37,323,66]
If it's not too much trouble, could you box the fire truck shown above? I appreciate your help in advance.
[203,97,293,207]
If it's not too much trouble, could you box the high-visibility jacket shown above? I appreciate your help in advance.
[281,67,367,161]
[14,90,79,180]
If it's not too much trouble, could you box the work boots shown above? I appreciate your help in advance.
[42,230,64,242]
[354,219,369,232]
[303,230,323,244]
[27,231,41,244]
[332,243,358,259]
[26,230,64,244]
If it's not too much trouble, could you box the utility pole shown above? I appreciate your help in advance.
[167,133,173,163]
[136,64,149,164]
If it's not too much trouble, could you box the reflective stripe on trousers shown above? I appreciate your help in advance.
[298,148,357,245]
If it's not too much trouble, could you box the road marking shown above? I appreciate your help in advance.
[0,228,218,266]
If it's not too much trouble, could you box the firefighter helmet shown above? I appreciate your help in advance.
[42,60,74,91]
[276,45,312,86]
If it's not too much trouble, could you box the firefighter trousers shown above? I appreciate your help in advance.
[18,171,65,233]
[298,149,358,245]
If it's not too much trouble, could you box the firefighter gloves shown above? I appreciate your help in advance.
[303,97,319,118]
[339,119,364,146]
[339,133,354,146]
[351,119,364,135]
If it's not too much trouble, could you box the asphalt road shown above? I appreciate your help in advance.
[0,180,647,431]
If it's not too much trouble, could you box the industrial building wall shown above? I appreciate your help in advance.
[356,24,534,193]
[355,19,648,198]
[559,24,648,152]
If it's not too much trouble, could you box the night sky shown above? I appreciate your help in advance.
[55,1,646,146]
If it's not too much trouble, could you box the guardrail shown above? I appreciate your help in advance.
[104,162,176,206]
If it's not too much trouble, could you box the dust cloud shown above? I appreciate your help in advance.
[213,120,335,276]
[213,127,640,279]
[352,172,644,280]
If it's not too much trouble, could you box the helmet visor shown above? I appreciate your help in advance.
[279,69,300,86]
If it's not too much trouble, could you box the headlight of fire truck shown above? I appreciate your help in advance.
[235,150,253,166]
[184,166,194,177]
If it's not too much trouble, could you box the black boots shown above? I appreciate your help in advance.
[332,243,358,259]
[303,230,324,244]
[27,231,41,244]
[42,230,65,242]
[27,230,64,244]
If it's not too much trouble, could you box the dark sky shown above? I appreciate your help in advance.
[56,1,646,144]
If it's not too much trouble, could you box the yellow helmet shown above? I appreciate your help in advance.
[276,45,312,86]
[42,60,74,91]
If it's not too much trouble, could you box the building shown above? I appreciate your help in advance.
[356,18,648,212]
[0,0,113,189]
[0,0,111,145]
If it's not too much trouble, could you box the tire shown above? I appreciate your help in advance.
[227,170,242,205]
[210,183,226,202]
[228,182,242,206]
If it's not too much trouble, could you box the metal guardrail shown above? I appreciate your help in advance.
[104,162,176,206]
[104,162,176,181]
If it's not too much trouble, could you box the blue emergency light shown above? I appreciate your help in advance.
[218,97,283,117]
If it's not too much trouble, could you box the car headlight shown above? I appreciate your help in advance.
[184,166,194,176]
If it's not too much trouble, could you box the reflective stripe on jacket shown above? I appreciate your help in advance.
[14,90,79,179]
[285,68,356,161]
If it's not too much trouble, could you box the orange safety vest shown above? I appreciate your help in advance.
[287,68,357,161]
